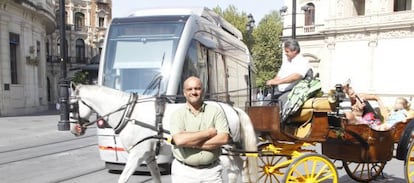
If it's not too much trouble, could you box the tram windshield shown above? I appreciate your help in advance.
[102,21,185,95]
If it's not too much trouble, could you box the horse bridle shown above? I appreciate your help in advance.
[69,95,129,129]
[69,93,171,139]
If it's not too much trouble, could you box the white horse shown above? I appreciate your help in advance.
[69,84,258,183]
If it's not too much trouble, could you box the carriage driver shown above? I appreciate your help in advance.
[170,76,230,183]
[266,38,310,104]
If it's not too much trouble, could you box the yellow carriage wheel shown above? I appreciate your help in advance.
[405,140,414,182]
[283,154,338,183]
[256,143,291,183]
[342,161,386,182]
[257,155,291,183]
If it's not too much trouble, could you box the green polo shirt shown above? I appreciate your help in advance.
[170,102,229,166]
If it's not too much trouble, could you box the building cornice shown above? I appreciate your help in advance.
[321,11,414,35]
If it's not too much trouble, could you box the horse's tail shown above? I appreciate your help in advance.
[234,107,258,182]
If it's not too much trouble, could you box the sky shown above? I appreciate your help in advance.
[112,0,284,23]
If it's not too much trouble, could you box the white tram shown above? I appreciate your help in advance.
[96,7,255,171]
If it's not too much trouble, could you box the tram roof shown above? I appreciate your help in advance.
[124,7,243,40]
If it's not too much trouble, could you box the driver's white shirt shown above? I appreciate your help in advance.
[277,54,310,92]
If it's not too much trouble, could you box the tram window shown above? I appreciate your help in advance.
[177,40,199,102]
[198,45,209,97]
[208,51,227,102]
[120,68,159,94]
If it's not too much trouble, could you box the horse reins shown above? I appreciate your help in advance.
[72,93,172,152]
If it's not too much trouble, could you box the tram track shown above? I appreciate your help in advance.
[0,134,96,154]
[0,142,97,166]
[0,134,98,166]
[49,166,108,183]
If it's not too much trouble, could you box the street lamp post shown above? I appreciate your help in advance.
[246,14,255,106]
[246,13,255,52]
[280,0,297,39]
[292,0,296,39]
[57,0,70,131]
[280,0,312,40]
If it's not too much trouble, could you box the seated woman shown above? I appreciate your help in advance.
[342,84,413,130]
[341,84,383,125]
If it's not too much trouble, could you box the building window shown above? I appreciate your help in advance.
[9,33,20,84]
[394,0,412,11]
[99,17,105,27]
[76,39,85,63]
[353,0,365,15]
[75,12,85,31]
[46,41,51,62]
[303,3,315,32]
[304,3,315,26]
[36,41,41,59]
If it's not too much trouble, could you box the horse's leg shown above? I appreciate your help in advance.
[145,152,161,183]
[117,147,147,183]
[220,153,242,183]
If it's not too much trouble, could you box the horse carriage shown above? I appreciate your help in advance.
[68,79,414,183]
[243,82,414,182]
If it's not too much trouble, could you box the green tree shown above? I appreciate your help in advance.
[212,5,251,45]
[71,71,89,85]
[252,11,283,88]
[213,6,283,88]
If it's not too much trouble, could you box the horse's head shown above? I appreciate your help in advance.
[69,83,94,136]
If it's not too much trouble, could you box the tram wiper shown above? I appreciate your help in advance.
[142,52,165,96]
[143,73,162,95]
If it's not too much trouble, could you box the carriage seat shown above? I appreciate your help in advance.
[290,97,334,123]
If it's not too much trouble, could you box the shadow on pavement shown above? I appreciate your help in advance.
[339,173,406,183]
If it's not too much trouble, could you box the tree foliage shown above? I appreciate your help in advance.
[252,11,283,87]
[71,71,89,85]
[212,5,250,43]
[213,6,283,88]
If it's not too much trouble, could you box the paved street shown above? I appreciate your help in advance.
[0,109,408,182]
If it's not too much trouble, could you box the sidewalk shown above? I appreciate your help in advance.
[20,104,60,117]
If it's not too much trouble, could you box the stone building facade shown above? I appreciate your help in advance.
[47,0,111,110]
[0,0,111,116]
[282,0,414,104]
[0,0,55,116]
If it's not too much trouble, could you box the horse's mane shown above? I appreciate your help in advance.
[77,85,129,98]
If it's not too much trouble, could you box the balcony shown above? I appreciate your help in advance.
[56,24,89,33]
[323,11,414,33]
[47,56,91,64]
[303,25,315,33]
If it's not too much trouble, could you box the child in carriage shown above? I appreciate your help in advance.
[342,84,413,130]
[372,97,411,131]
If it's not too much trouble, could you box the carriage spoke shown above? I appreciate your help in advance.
[284,154,338,183]
[315,164,329,179]
[271,173,281,183]
[344,161,385,182]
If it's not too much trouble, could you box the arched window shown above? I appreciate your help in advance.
[76,39,85,63]
[304,3,315,26]
[75,12,85,31]
[303,3,315,32]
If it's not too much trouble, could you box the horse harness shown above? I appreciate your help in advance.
[71,93,171,153]
[113,93,139,134]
